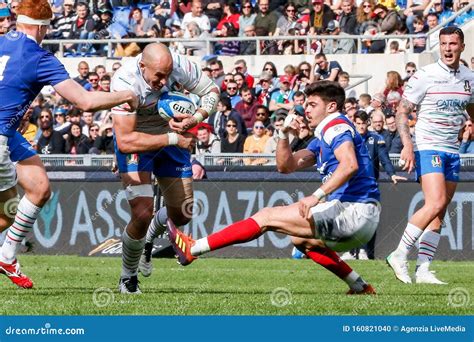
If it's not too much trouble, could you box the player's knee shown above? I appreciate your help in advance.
[425,200,447,215]
[253,207,273,228]
[168,207,191,226]
[131,205,154,229]
[36,185,51,207]
[291,237,308,252]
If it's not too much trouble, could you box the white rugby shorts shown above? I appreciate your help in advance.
[0,136,17,192]
[310,199,380,252]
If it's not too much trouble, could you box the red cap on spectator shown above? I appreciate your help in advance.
[279,75,291,83]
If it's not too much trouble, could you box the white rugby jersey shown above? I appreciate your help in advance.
[111,52,202,135]
[403,60,474,153]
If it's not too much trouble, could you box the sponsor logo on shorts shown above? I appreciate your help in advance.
[431,155,442,168]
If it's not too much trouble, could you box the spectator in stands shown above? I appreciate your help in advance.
[292,90,306,107]
[459,120,474,154]
[53,107,68,130]
[0,5,10,36]
[339,0,357,34]
[383,71,404,98]
[129,7,158,37]
[404,0,430,33]
[404,62,417,83]
[338,71,356,99]
[373,4,403,35]
[255,105,271,128]
[81,111,94,136]
[290,62,309,92]
[385,114,403,153]
[87,123,100,150]
[311,53,342,82]
[36,109,66,154]
[323,20,355,54]
[238,1,256,37]
[209,60,225,89]
[274,2,299,36]
[181,0,211,37]
[221,73,234,92]
[216,1,240,33]
[233,72,247,91]
[234,59,254,89]
[290,119,314,152]
[218,22,240,56]
[309,0,335,33]
[152,2,170,30]
[223,80,241,107]
[264,115,286,154]
[95,6,113,38]
[220,118,246,160]
[65,123,91,154]
[255,72,274,108]
[99,75,111,92]
[344,97,358,122]
[203,0,223,30]
[356,0,376,35]
[371,93,391,116]
[261,62,279,89]
[358,93,373,113]
[73,61,90,88]
[182,21,210,56]
[388,40,404,53]
[239,24,257,55]
[244,120,270,165]
[50,0,75,40]
[69,1,96,54]
[269,76,295,113]
[195,125,221,155]
[111,62,122,75]
[208,96,246,141]
[423,0,452,25]
[21,107,37,146]
[93,122,114,154]
[406,15,427,53]
[94,65,107,80]
[255,0,278,34]
[386,90,402,113]
[425,12,440,47]
[235,87,259,130]
[370,110,387,136]
[87,72,100,91]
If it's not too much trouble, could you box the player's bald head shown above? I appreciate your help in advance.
[140,43,173,91]
[141,43,172,69]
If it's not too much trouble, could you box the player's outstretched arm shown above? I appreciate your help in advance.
[113,114,195,154]
[53,79,139,112]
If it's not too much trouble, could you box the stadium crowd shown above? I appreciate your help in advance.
[0,0,472,158]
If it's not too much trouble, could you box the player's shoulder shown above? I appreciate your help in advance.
[459,64,474,80]
[317,113,354,143]
[111,56,140,90]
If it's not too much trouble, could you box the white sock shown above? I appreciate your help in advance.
[190,237,210,256]
[394,223,423,259]
[344,271,366,292]
[145,208,167,244]
[416,230,440,273]
[0,196,41,263]
[121,229,145,278]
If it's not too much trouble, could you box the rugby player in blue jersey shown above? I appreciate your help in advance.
[0,0,138,288]
[168,81,380,294]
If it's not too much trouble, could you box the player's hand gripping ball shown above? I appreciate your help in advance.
[157,91,196,122]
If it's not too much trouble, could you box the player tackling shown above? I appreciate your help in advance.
[387,27,474,284]
[0,0,138,288]
[111,43,219,294]
[168,81,380,294]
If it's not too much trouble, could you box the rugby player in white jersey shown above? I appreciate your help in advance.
[111,43,219,294]
[387,27,474,284]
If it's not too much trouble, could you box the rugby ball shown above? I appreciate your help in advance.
[157,91,196,122]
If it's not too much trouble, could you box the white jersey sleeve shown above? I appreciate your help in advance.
[403,69,428,105]
[110,57,140,116]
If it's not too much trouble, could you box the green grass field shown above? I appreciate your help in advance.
[0,256,472,315]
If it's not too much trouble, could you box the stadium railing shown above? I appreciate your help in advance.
[39,153,474,168]
[41,3,473,58]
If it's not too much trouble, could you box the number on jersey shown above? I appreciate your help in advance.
[0,55,11,81]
